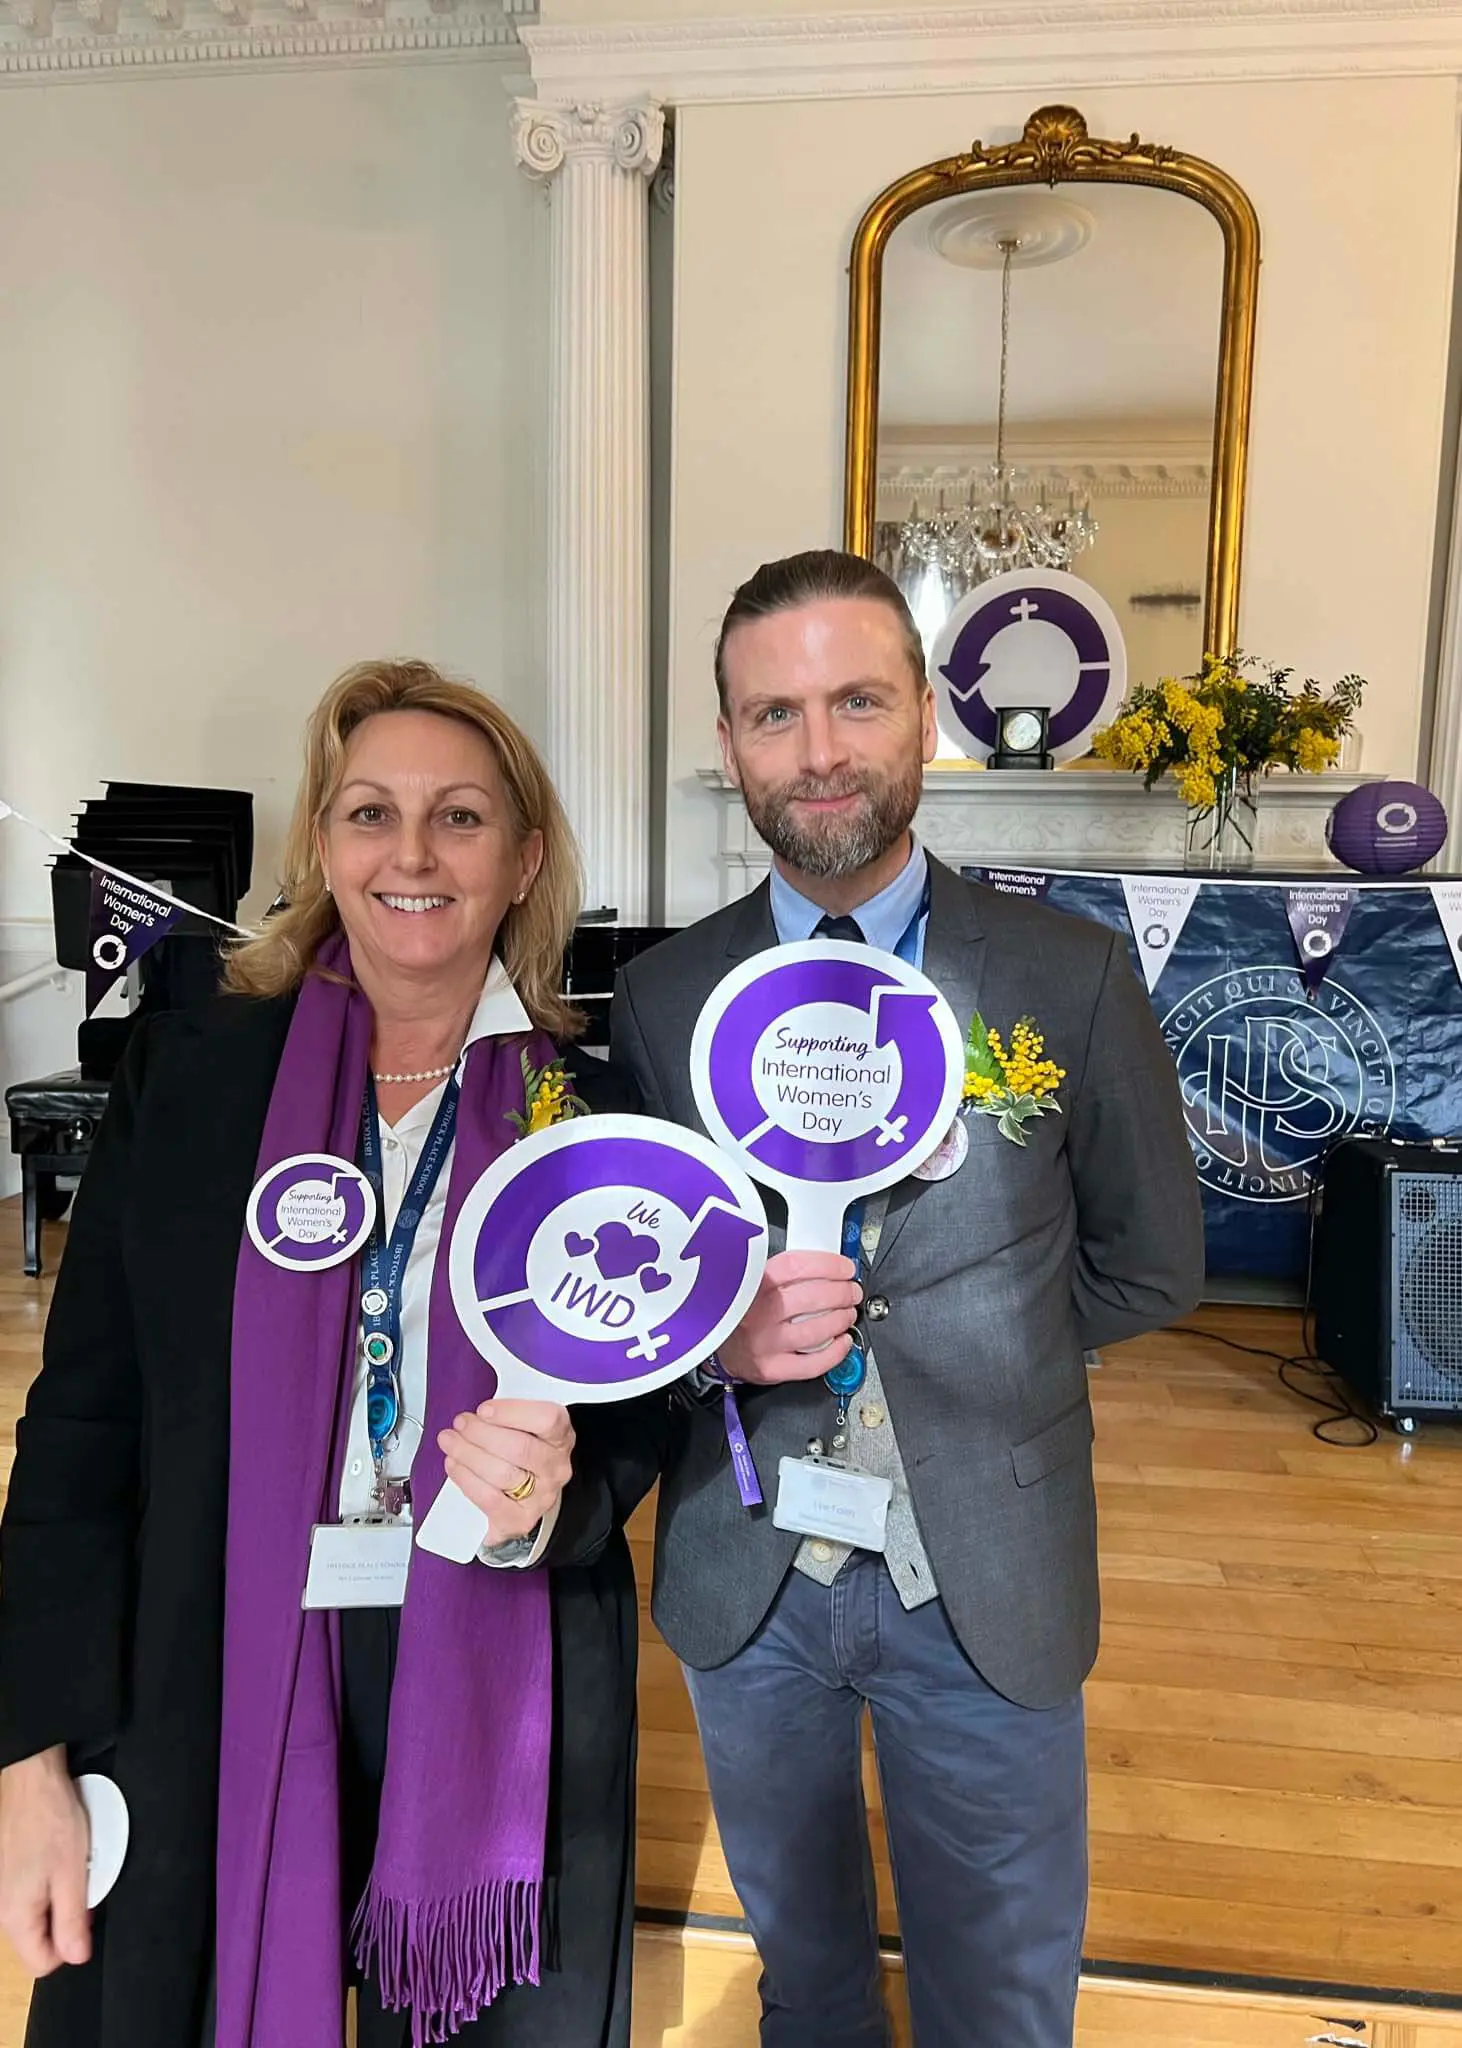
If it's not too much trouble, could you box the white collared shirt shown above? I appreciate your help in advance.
[337,958,559,1565]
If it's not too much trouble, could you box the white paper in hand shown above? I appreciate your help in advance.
[76,1774,129,1908]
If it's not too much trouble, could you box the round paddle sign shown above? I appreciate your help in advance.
[690,941,965,1249]
[448,1113,768,1406]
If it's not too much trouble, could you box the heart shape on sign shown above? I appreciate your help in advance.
[592,1222,659,1281]
[564,1231,596,1258]
[639,1265,672,1294]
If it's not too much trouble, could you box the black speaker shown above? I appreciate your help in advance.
[1313,1135,1462,1433]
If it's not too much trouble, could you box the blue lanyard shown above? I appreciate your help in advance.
[823,874,931,1415]
[358,1077,460,1473]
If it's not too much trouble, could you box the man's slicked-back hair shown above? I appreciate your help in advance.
[713,549,927,713]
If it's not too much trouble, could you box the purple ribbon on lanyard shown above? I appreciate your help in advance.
[702,1358,763,1506]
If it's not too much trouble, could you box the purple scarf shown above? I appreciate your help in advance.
[216,936,557,2046]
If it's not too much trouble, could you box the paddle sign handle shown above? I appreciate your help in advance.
[414,1479,490,1564]
[415,1361,534,1565]
[782,1185,851,1256]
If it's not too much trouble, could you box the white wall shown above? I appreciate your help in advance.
[0,58,547,937]
[665,78,1459,921]
[0,56,545,1186]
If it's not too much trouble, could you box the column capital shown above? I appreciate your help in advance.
[512,98,665,183]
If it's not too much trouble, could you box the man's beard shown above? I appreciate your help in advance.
[739,757,924,880]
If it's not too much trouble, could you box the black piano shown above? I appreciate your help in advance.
[561,917,676,1051]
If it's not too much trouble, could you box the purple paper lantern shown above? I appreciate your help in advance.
[1326,780,1448,875]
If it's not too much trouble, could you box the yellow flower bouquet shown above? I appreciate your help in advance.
[1092,654,1365,867]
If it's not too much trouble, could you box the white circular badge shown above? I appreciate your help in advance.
[76,1774,130,1908]
[246,1153,377,1273]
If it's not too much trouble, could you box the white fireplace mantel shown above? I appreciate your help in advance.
[697,767,1374,903]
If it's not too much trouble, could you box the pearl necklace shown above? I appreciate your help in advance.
[371,1059,459,1085]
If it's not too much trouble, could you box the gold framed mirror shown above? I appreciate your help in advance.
[844,105,1259,684]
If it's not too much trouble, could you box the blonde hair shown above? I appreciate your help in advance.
[226,660,584,1039]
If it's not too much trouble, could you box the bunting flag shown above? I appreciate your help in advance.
[86,867,186,1014]
[1119,876,1202,993]
[967,866,1054,903]
[1284,883,1359,1001]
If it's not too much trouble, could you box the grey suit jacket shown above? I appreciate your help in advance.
[611,856,1205,1707]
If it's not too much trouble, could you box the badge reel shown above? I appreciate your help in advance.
[304,1328,415,1610]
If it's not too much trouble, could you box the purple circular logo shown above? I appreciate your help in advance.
[931,568,1126,764]
[691,943,965,1248]
[449,1114,767,1401]
[246,1152,376,1272]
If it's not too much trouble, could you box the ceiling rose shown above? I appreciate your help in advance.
[926,192,1095,270]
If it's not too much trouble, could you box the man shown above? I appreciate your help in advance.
[611,550,1204,2047]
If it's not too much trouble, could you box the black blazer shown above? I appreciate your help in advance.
[0,992,667,2048]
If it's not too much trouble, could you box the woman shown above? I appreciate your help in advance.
[0,661,666,2048]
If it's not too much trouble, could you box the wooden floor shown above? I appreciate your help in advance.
[5,1201,1462,2039]
[631,1312,1462,2001]
[632,1929,1462,2047]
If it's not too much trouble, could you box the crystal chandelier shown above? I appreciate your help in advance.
[888,237,1098,630]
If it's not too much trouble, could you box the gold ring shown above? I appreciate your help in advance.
[505,1469,537,1503]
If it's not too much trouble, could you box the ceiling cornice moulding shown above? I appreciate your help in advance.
[1,0,531,82]
[520,2,1462,102]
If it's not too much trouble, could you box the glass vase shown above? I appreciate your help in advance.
[1184,766,1257,871]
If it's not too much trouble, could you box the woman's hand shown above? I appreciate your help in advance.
[0,1747,92,1977]
[438,1400,575,1546]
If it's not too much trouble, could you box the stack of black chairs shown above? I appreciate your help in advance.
[8,781,252,1273]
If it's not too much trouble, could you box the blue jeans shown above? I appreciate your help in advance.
[683,1555,1087,2048]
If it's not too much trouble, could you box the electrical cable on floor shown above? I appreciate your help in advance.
[1166,1322,1378,1447]
[1169,1149,1379,1447]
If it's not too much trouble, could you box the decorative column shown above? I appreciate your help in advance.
[1430,440,1462,864]
[513,99,665,922]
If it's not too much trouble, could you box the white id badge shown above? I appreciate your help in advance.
[303,1522,412,1610]
[773,1458,893,1553]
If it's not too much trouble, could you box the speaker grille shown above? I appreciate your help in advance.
[1392,1173,1462,1406]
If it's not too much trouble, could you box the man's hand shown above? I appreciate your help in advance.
[0,1747,92,1978]
[717,1251,861,1385]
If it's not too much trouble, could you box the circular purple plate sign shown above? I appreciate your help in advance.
[448,1113,768,1404]
[690,941,965,1249]
[931,567,1126,765]
[246,1152,377,1272]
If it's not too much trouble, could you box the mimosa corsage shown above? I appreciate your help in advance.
[963,1012,1065,1146]
[508,1050,588,1136]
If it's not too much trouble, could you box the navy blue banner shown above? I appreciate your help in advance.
[964,867,1462,1280]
